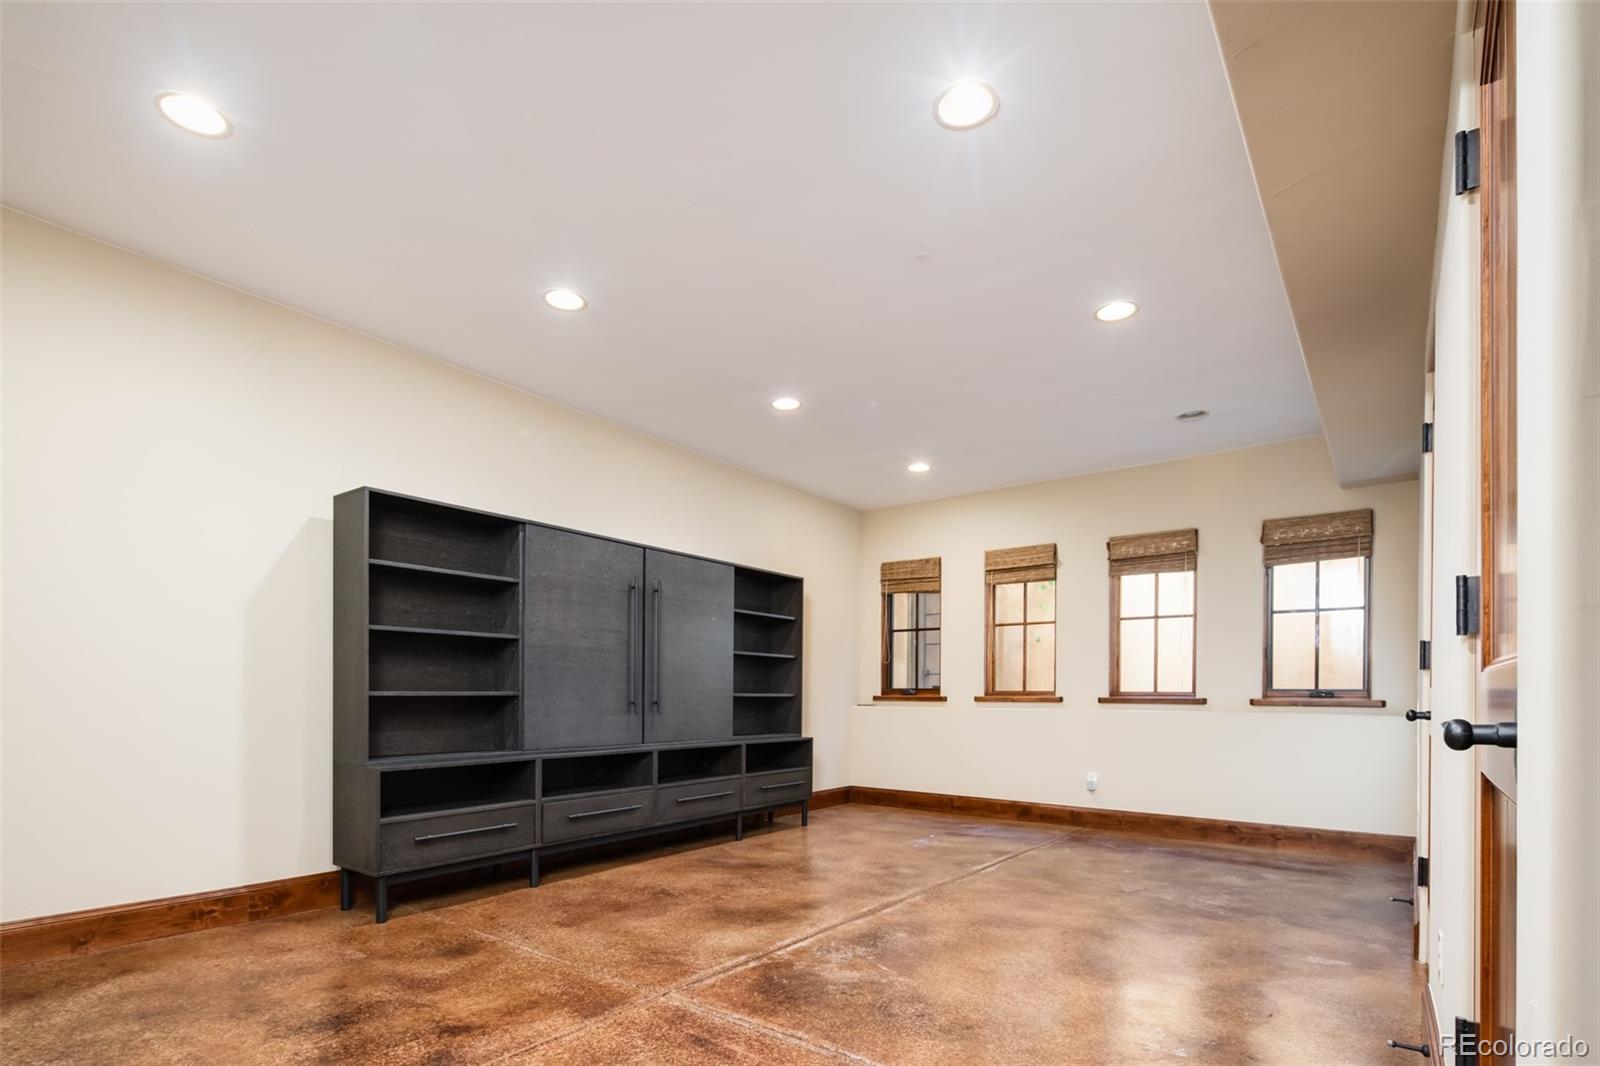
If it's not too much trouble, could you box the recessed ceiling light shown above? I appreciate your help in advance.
[1176,409,1210,422]
[1094,299,1139,323]
[907,461,932,474]
[543,288,587,312]
[934,79,1000,131]
[155,92,232,138]
[771,397,801,412]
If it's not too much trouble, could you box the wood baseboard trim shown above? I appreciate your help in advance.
[1,787,855,969]
[0,871,342,970]
[845,786,1414,862]
[2,782,1407,968]
[1421,977,1443,1057]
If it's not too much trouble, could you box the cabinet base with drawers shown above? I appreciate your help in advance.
[338,737,812,922]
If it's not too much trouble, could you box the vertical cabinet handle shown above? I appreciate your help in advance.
[627,580,638,711]
[652,580,663,712]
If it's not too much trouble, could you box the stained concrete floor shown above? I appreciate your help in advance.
[1,805,1426,1064]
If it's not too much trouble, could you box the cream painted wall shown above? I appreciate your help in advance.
[0,210,861,922]
[851,436,1419,836]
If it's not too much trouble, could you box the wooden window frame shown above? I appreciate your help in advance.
[981,545,1059,700]
[1260,557,1374,700]
[1108,568,1199,701]
[880,590,942,698]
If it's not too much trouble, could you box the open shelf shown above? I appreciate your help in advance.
[368,694,519,759]
[734,650,794,659]
[369,630,518,693]
[745,737,811,773]
[657,744,741,785]
[370,690,517,697]
[733,692,794,699]
[370,625,518,640]
[542,751,653,799]
[733,608,795,622]
[379,759,535,820]
[370,558,518,584]
[369,493,520,579]
[734,694,800,737]
[370,565,518,635]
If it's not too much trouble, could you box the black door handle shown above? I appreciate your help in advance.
[1405,709,1431,721]
[628,580,638,712]
[1442,719,1517,750]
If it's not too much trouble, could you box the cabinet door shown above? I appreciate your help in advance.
[643,551,733,743]
[524,527,643,749]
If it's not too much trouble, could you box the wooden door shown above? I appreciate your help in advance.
[1476,1,1518,1058]
[644,550,734,743]
[523,526,644,749]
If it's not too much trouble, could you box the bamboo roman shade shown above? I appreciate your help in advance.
[1107,528,1198,576]
[984,544,1057,585]
[1261,509,1374,565]
[881,557,941,594]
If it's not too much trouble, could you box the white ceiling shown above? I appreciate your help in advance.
[2,1,1321,510]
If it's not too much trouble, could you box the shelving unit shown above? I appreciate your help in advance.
[733,567,802,737]
[336,488,811,921]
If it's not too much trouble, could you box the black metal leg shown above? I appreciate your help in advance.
[339,868,353,912]
[735,814,744,841]
[529,849,540,888]
[766,811,775,824]
[801,800,809,827]
[375,877,389,924]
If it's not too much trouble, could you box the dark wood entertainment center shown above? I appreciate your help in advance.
[333,488,810,921]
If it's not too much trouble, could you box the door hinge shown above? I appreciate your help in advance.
[1419,639,1432,670]
[1422,421,1434,453]
[1454,576,1480,636]
[1416,855,1430,888]
[1455,129,1481,194]
[1454,1016,1480,1064]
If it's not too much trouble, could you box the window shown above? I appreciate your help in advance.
[982,544,1059,700]
[1257,510,1376,703]
[879,557,942,698]
[1105,529,1199,702]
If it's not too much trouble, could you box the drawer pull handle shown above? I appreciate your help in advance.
[675,790,735,804]
[759,781,806,791]
[567,804,644,820]
[414,822,517,843]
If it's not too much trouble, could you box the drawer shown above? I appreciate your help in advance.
[742,769,812,808]
[542,788,657,844]
[380,802,538,872]
[655,778,741,823]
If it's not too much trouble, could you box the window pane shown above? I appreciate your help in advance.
[1271,562,1316,611]
[995,625,1024,690]
[890,631,913,689]
[1119,573,1156,617]
[918,629,941,689]
[1025,623,1055,692]
[1118,618,1155,692]
[1318,557,1365,609]
[1271,612,1316,690]
[1157,570,1194,616]
[918,592,942,628]
[993,582,1024,624]
[1319,609,1366,689]
[1026,580,1056,623]
[1156,616,1194,693]
[890,593,914,629]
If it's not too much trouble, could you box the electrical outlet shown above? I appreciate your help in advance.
[1435,930,1445,976]
[1085,771,1099,793]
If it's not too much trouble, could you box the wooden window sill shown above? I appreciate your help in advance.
[1098,696,1208,705]
[872,694,948,702]
[1250,697,1387,708]
[975,695,1064,703]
